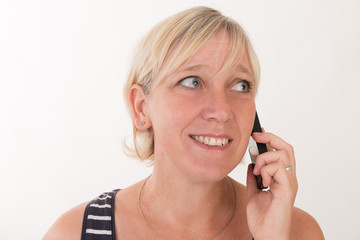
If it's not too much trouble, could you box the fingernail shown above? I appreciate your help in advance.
[249,146,258,156]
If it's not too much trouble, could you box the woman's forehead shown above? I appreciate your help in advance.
[153,31,252,86]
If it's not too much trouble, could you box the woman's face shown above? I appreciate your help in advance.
[145,31,256,182]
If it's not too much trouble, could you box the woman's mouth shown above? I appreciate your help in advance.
[190,135,232,146]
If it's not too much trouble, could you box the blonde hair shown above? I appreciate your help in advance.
[123,6,260,161]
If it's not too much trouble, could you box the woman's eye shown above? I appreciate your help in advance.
[178,76,201,89]
[232,80,250,92]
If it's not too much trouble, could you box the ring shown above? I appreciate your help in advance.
[285,163,293,171]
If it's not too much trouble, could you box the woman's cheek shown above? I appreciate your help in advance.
[165,94,200,124]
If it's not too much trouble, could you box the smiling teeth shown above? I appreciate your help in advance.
[191,135,230,146]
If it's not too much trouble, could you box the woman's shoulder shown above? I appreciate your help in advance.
[291,207,325,240]
[43,189,121,240]
[42,201,89,240]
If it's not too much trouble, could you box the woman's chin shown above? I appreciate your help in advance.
[183,161,237,184]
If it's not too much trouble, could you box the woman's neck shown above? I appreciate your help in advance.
[140,166,236,232]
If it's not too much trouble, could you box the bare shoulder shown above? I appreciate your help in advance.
[291,207,325,240]
[42,201,89,240]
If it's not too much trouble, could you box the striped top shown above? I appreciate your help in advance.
[81,189,121,240]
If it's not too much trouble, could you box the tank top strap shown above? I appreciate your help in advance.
[81,189,121,240]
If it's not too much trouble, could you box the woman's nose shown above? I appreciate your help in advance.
[201,91,233,123]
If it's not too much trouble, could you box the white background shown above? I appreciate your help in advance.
[1,0,360,239]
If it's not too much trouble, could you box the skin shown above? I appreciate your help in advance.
[43,31,325,240]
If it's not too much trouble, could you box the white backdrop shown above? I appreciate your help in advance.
[1,0,360,239]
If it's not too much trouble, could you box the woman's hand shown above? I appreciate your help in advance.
[246,131,298,240]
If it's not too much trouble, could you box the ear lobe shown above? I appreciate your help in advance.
[128,84,151,130]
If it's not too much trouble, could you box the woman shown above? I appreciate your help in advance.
[44,6,324,240]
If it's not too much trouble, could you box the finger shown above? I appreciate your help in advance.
[253,150,289,175]
[261,163,298,204]
[252,132,294,153]
[261,128,273,152]
[246,164,259,197]
[260,161,291,188]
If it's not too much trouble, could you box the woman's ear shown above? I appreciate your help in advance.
[128,84,152,130]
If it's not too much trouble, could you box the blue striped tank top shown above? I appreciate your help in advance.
[81,189,120,240]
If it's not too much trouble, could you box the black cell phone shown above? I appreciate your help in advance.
[250,111,267,190]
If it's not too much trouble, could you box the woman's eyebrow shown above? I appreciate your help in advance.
[235,64,251,74]
[180,64,252,75]
[182,64,204,71]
